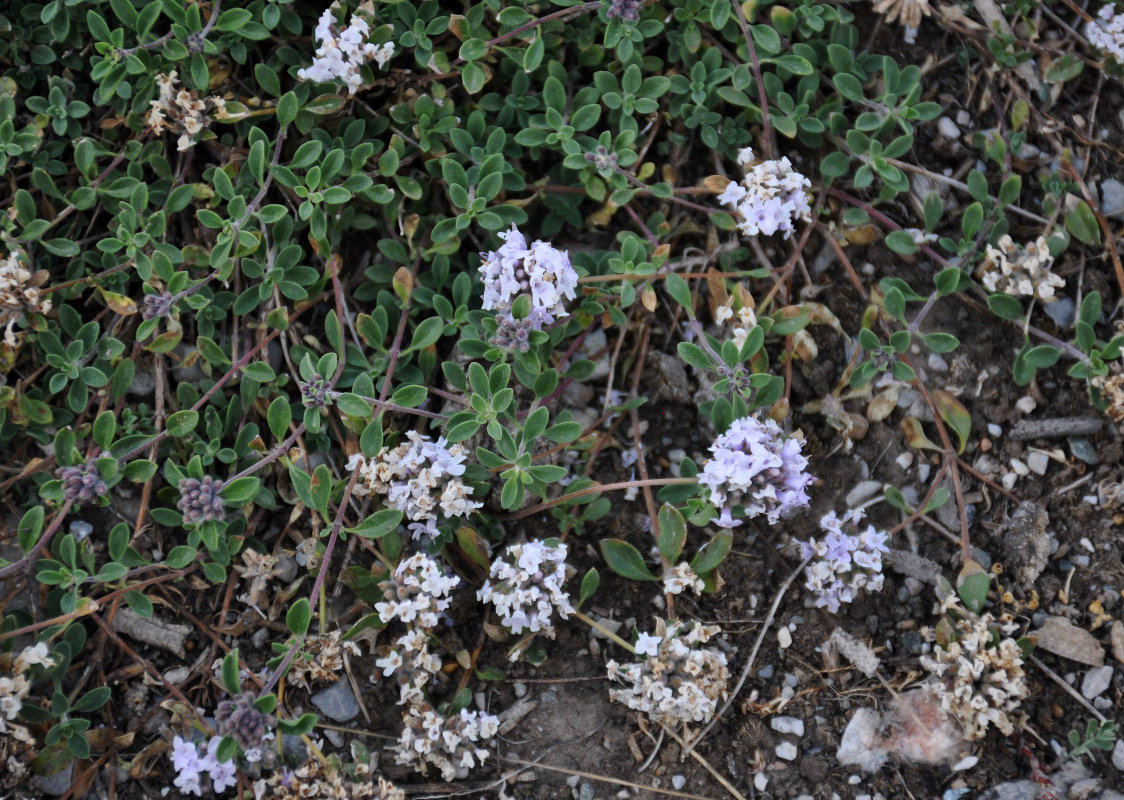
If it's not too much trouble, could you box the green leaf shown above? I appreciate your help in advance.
[125,591,154,617]
[578,567,599,607]
[165,546,197,569]
[956,560,990,614]
[923,332,959,353]
[276,92,299,127]
[1024,344,1062,368]
[390,384,427,408]
[348,509,403,539]
[544,421,582,443]
[987,292,1024,321]
[277,713,317,736]
[268,397,291,440]
[599,539,657,581]
[677,342,713,371]
[690,530,733,575]
[664,272,693,312]
[92,410,116,449]
[1065,200,1101,246]
[885,230,918,255]
[221,477,260,505]
[221,649,241,695]
[165,410,199,437]
[656,504,687,563]
[286,597,312,637]
[71,687,110,713]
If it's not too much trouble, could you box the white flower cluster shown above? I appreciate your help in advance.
[478,539,575,636]
[1088,4,1124,62]
[349,431,481,540]
[297,8,393,94]
[798,510,889,613]
[254,755,404,800]
[978,234,1063,302]
[376,552,461,629]
[376,629,443,706]
[0,643,53,744]
[392,702,499,781]
[146,71,226,152]
[0,250,51,347]
[699,415,814,527]
[606,619,730,726]
[919,597,1028,740]
[170,735,237,796]
[663,562,704,596]
[717,148,812,239]
[479,225,579,329]
[714,298,757,352]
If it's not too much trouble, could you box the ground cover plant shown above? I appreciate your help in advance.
[3,0,1124,797]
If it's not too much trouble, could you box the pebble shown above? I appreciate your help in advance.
[776,741,799,761]
[275,557,298,583]
[755,773,769,792]
[70,520,94,540]
[987,423,1003,437]
[758,664,775,679]
[1010,458,1030,476]
[1015,395,1037,414]
[128,368,156,397]
[951,755,979,771]
[1026,451,1049,475]
[1043,296,1076,329]
[845,480,883,508]
[579,782,595,800]
[1068,436,1098,465]
[927,353,948,372]
[513,682,527,698]
[1001,472,1018,491]
[34,764,74,796]
[1101,178,1124,220]
[1081,665,1114,700]
[916,461,931,483]
[672,775,686,790]
[784,673,799,688]
[282,734,307,762]
[1094,696,1113,711]
[937,117,961,138]
[771,716,805,736]
[943,790,971,800]
[778,628,793,649]
[1113,739,1124,771]
[323,727,345,747]
[311,681,359,722]
[895,452,914,470]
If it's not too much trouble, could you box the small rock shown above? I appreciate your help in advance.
[776,741,799,761]
[579,782,595,800]
[1081,665,1113,700]
[1110,621,1124,664]
[1034,617,1104,666]
[1043,296,1076,329]
[1026,451,1049,475]
[845,480,883,508]
[1010,458,1029,476]
[323,727,345,747]
[128,368,156,397]
[34,764,74,796]
[311,681,359,722]
[671,775,686,790]
[927,353,949,372]
[275,557,298,583]
[800,755,828,782]
[777,628,793,649]
[755,772,769,792]
[513,682,527,698]
[282,734,307,762]
[1068,437,1099,465]
[1113,738,1124,771]
[937,117,961,138]
[1015,395,1037,414]
[987,423,1003,437]
[951,755,978,771]
[1095,696,1113,711]
[758,664,775,679]
[1101,178,1124,220]
[771,716,805,737]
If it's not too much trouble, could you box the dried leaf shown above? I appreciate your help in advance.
[844,224,882,245]
[933,390,971,454]
[640,285,657,312]
[1031,616,1104,666]
[901,417,942,451]
[701,174,733,193]
[97,286,138,315]
[826,628,881,677]
[867,386,900,422]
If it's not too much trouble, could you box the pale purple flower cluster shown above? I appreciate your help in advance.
[58,458,108,505]
[699,415,813,527]
[297,9,394,94]
[717,148,812,239]
[1087,5,1124,62]
[169,735,237,796]
[391,702,499,781]
[178,476,226,525]
[478,225,578,329]
[477,540,575,636]
[798,510,889,613]
[376,552,461,629]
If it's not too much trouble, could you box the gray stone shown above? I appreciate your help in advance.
[282,733,308,762]
[33,764,74,796]
[1113,738,1124,771]
[1043,296,1076,329]
[770,716,805,736]
[845,480,883,508]
[128,368,156,397]
[776,741,799,761]
[1101,178,1124,220]
[1081,665,1113,700]
[311,681,359,722]
[1068,437,1098,465]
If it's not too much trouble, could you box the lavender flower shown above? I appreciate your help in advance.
[141,291,175,320]
[798,510,889,613]
[58,458,108,505]
[477,540,575,637]
[1088,4,1124,63]
[606,0,643,21]
[169,735,236,796]
[214,692,275,752]
[478,225,578,326]
[699,415,813,527]
[177,476,226,525]
[300,373,330,409]
[717,148,812,239]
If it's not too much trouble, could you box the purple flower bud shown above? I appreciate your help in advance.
[58,459,109,505]
[177,476,226,525]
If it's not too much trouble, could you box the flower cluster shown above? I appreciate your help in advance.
[377,553,461,629]
[1,643,54,744]
[145,71,226,152]
[870,0,932,29]
[57,458,108,506]
[478,225,579,328]
[169,735,237,796]
[214,693,276,761]
[919,597,1028,740]
[255,755,404,800]
[297,8,393,94]
[799,510,889,613]
[1087,4,1124,63]
[714,298,757,352]
[0,249,50,347]
[390,701,499,781]
[376,629,443,706]
[477,540,575,636]
[717,148,812,239]
[699,415,814,527]
[349,431,481,540]
[1093,369,1124,424]
[286,630,361,692]
[300,373,331,409]
[977,234,1063,302]
[178,476,226,525]
[606,619,730,726]
[663,562,705,596]
[141,290,175,321]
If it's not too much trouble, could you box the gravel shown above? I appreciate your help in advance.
[1081,666,1114,700]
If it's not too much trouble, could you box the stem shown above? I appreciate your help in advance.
[730,0,774,159]
[501,477,695,521]
[573,610,636,655]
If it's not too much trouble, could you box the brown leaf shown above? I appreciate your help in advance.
[1031,616,1104,666]
[640,285,658,312]
[700,174,733,193]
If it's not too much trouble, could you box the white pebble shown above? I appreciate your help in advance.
[69,520,94,541]
[770,716,805,737]
[755,773,769,792]
[1080,537,1095,553]
[1081,665,1114,700]
[1015,395,1037,414]
[987,423,1002,437]
[845,479,884,508]
[1009,458,1029,476]
[895,452,914,470]
[672,775,686,790]
[951,755,979,771]
[775,741,798,761]
[937,117,961,138]
[917,461,931,482]
[777,628,793,649]
[1026,451,1049,475]
[927,353,948,372]
[1001,472,1018,491]
[848,775,862,785]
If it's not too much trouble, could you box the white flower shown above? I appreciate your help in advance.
[663,562,704,596]
[376,553,461,629]
[392,702,498,781]
[144,71,224,151]
[479,225,578,325]
[798,512,888,613]
[976,235,1063,303]
[634,631,663,656]
[1088,4,1124,63]
[718,151,812,240]
[478,540,575,637]
[298,8,393,94]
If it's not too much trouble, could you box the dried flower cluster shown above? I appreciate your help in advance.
[141,290,175,320]
[146,71,226,152]
[699,415,814,527]
[870,0,932,29]
[478,539,575,636]
[977,234,1063,302]
[377,552,461,628]
[1092,369,1124,425]
[390,701,499,781]
[919,598,1028,740]
[170,735,238,796]
[1087,4,1124,63]
[717,148,812,239]
[0,249,50,347]
[479,225,579,330]
[349,431,480,540]
[799,510,889,613]
[0,643,54,744]
[58,457,109,506]
[606,619,730,726]
[297,9,393,94]
[663,562,705,596]
[284,630,361,692]
[178,476,226,525]
[254,755,404,800]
